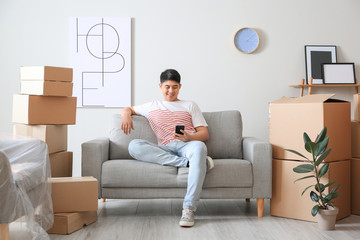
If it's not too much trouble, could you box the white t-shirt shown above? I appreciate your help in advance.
[133,100,208,145]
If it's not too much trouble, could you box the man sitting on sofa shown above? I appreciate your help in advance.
[120,69,214,227]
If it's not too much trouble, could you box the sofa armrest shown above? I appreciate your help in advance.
[82,138,109,198]
[242,137,272,198]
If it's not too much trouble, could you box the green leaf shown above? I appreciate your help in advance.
[315,126,327,144]
[318,163,329,178]
[293,164,314,173]
[315,148,332,166]
[294,175,315,183]
[323,181,336,189]
[310,191,319,202]
[305,141,318,156]
[321,198,329,205]
[311,205,320,216]
[303,132,312,144]
[285,149,309,160]
[315,183,325,193]
[305,141,313,154]
[331,185,340,193]
[301,185,314,196]
[325,192,339,201]
[315,136,329,157]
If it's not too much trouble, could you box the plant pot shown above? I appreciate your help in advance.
[316,206,339,230]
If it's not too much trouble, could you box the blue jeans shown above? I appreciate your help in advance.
[128,139,208,211]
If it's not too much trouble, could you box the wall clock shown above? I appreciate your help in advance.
[234,27,260,54]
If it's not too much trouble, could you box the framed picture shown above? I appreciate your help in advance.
[322,63,356,84]
[305,45,337,84]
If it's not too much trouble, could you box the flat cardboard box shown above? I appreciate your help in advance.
[47,211,97,234]
[20,80,73,97]
[352,158,360,215]
[51,177,98,213]
[12,94,76,125]
[20,66,73,82]
[269,94,351,162]
[49,151,73,177]
[271,159,351,222]
[351,121,360,158]
[13,124,67,153]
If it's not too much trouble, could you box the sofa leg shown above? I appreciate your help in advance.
[0,224,9,240]
[245,198,250,202]
[101,198,106,202]
[257,198,264,218]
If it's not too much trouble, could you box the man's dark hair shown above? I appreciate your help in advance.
[160,69,181,84]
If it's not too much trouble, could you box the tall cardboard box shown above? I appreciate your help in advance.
[352,158,360,215]
[354,94,360,121]
[51,177,98,213]
[13,124,67,153]
[351,121,360,158]
[20,66,73,82]
[47,211,97,235]
[49,151,73,177]
[271,159,351,222]
[12,94,76,124]
[269,94,351,162]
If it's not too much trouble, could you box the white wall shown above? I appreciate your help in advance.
[1,0,360,176]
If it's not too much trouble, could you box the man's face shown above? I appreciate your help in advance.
[159,80,182,102]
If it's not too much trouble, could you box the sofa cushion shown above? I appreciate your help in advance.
[179,159,252,188]
[109,115,157,160]
[102,160,183,188]
[203,111,243,159]
[101,159,252,188]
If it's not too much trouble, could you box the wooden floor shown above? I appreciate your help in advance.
[8,199,360,240]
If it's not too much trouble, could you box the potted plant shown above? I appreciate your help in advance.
[286,126,340,230]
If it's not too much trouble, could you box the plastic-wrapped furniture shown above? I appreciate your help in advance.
[82,110,272,217]
[0,135,53,240]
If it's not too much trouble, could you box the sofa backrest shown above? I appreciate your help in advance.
[110,115,157,159]
[203,111,243,159]
[109,110,242,160]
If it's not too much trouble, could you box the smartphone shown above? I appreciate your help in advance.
[175,125,185,135]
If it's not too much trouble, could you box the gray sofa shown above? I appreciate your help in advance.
[82,110,272,217]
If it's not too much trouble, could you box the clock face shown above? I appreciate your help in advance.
[234,28,260,54]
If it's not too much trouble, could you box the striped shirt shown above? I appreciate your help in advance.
[133,100,207,145]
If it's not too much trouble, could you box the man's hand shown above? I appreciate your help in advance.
[174,130,192,142]
[174,126,209,142]
[120,107,135,135]
[121,115,134,135]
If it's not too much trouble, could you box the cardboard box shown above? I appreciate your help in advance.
[47,211,97,234]
[354,94,360,121]
[49,151,73,177]
[12,94,77,124]
[269,94,351,162]
[352,158,360,215]
[51,177,98,213]
[20,66,73,82]
[271,159,351,222]
[351,121,360,158]
[13,124,67,153]
[20,81,73,97]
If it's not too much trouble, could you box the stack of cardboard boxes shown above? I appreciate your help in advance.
[12,66,98,234]
[350,94,360,216]
[269,94,351,222]
[47,177,98,234]
[13,66,75,177]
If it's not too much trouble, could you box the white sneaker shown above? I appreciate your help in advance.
[179,207,195,227]
[206,156,214,172]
